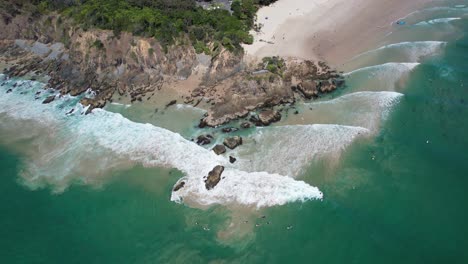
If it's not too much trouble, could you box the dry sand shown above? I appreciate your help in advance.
[244,0,441,67]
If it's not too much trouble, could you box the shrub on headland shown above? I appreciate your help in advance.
[24,0,279,51]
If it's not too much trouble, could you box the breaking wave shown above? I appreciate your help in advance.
[350,41,446,67]
[415,17,461,26]
[232,124,369,177]
[0,75,322,208]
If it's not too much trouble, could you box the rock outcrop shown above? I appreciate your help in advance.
[223,136,242,149]
[258,110,282,126]
[205,165,225,190]
[212,144,226,155]
[196,135,212,145]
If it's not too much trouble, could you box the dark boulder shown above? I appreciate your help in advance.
[223,136,242,149]
[6,88,12,93]
[212,144,226,155]
[42,95,56,104]
[173,181,185,192]
[198,119,208,128]
[229,156,237,164]
[196,135,212,145]
[205,165,225,190]
[241,122,251,129]
[165,100,177,108]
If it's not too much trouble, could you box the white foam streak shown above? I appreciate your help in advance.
[344,62,420,76]
[415,17,461,26]
[352,41,446,62]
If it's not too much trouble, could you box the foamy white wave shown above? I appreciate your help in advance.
[345,62,420,76]
[232,125,369,177]
[399,6,468,21]
[171,169,323,208]
[415,17,461,26]
[175,103,207,113]
[110,102,131,108]
[0,77,322,208]
[279,91,403,134]
[375,41,446,61]
[353,41,446,63]
[344,63,419,92]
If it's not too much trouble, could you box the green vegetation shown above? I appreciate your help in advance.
[29,0,279,52]
[262,56,285,75]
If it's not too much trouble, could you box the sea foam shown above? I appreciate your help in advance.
[232,124,369,177]
[350,41,446,66]
[0,75,322,208]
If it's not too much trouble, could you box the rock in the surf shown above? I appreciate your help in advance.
[205,165,225,190]
[258,110,282,126]
[229,156,237,164]
[42,95,56,104]
[241,122,251,129]
[223,136,242,149]
[173,181,185,192]
[221,127,238,133]
[212,144,226,155]
[196,135,212,145]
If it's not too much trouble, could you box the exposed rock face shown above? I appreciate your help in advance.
[223,136,242,149]
[212,144,226,155]
[196,135,212,145]
[173,181,185,192]
[258,110,282,126]
[296,80,318,99]
[319,80,337,93]
[0,6,344,127]
[42,95,55,104]
[205,165,225,190]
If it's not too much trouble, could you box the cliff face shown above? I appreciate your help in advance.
[0,5,343,126]
[0,7,242,108]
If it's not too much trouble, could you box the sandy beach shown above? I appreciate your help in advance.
[244,0,438,66]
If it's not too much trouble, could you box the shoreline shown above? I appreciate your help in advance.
[244,0,437,67]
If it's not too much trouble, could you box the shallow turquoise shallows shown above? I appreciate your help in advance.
[1,5,468,264]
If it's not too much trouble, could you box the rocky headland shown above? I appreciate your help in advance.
[0,0,346,194]
[0,1,344,128]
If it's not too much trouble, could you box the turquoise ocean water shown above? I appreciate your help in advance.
[1,3,468,263]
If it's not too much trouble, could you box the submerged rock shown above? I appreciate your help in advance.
[205,165,225,190]
[223,136,242,149]
[258,110,282,126]
[42,95,55,104]
[165,100,177,108]
[241,122,251,129]
[173,181,185,192]
[221,127,238,133]
[212,144,226,155]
